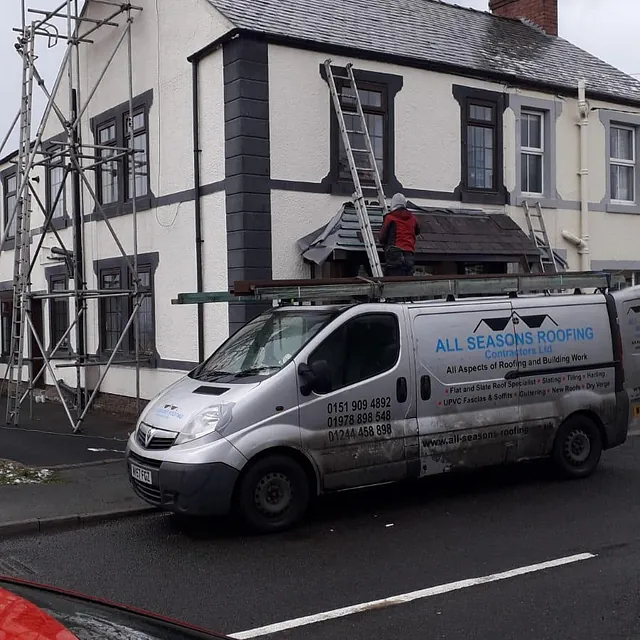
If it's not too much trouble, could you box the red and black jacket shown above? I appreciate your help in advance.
[379,208,421,253]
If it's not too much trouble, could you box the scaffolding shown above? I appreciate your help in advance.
[0,0,145,432]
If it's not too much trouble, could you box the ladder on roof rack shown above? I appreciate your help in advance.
[523,201,558,274]
[324,59,385,278]
[172,272,624,306]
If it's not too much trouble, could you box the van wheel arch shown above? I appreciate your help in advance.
[552,411,604,479]
[237,447,320,499]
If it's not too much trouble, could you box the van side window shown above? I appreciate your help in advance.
[308,313,400,393]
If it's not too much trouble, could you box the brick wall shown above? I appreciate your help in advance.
[489,0,558,36]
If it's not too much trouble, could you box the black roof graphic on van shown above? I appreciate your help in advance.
[473,313,558,333]
[628,305,640,315]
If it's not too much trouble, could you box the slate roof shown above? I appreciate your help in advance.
[207,0,640,106]
[298,203,544,265]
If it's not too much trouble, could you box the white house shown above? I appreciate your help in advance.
[1,0,640,413]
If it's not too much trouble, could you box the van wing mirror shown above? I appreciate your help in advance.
[298,360,332,396]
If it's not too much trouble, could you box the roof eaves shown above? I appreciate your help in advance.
[193,25,640,108]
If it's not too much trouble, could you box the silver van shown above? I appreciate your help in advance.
[127,288,635,532]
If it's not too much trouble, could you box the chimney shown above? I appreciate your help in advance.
[489,0,558,36]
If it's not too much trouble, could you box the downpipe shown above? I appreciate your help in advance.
[577,79,591,271]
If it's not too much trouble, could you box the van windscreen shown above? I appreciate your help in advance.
[190,309,340,382]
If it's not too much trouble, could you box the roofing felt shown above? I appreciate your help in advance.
[206,0,640,105]
[298,203,542,265]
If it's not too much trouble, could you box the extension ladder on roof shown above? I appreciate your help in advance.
[324,59,386,278]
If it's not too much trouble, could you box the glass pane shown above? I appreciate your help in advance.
[525,113,542,149]
[6,194,17,238]
[521,114,529,148]
[523,153,543,194]
[611,164,635,202]
[467,125,494,189]
[611,127,634,161]
[470,104,493,122]
[128,133,148,198]
[50,165,65,218]
[100,148,118,204]
[360,90,382,108]
[7,176,17,193]
[99,125,115,144]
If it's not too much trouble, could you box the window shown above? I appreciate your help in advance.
[307,313,399,394]
[125,111,148,199]
[91,91,152,213]
[131,269,153,355]
[98,123,119,205]
[466,102,497,191]
[610,125,635,203]
[3,174,17,239]
[1,299,12,356]
[337,83,386,184]
[47,146,66,218]
[100,270,124,352]
[521,112,544,195]
[49,275,69,351]
[453,85,506,205]
[96,253,158,363]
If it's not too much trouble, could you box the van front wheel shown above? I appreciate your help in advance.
[236,454,310,533]
[552,415,603,479]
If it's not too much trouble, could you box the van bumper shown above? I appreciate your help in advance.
[127,452,240,516]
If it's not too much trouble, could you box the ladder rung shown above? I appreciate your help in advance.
[345,129,364,134]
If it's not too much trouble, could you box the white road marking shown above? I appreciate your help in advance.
[87,447,125,453]
[628,429,640,438]
[229,552,596,639]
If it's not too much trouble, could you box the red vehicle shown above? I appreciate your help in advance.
[0,575,228,639]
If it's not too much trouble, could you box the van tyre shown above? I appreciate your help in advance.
[236,455,310,533]
[552,415,603,479]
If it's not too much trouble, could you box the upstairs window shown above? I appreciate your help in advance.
[47,145,67,219]
[337,83,387,185]
[521,111,544,195]
[126,111,149,199]
[466,102,497,191]
[98,123,119,205]
[3,174,17,239]
[610,125,635,203]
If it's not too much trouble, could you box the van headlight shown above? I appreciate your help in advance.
[175,403,234,445]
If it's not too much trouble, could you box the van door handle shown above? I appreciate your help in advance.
[420,375,432,401]
[396,377,407,403]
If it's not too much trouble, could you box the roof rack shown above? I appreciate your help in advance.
[172,272,625,306]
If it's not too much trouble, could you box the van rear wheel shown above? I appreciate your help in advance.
[236,454,310,533]
[552,415,603,479]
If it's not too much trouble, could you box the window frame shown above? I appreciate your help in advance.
[321,65,404,197]
[520,110,545,197]
[610,124,636,205]
[94,252,159,367]
[46,268,71,355]
[306,312,401,395]
[90,90,153,218]
[3,172,18,240]
[45,143,68,222]
[453,85,507,206]
[1,296,13,359]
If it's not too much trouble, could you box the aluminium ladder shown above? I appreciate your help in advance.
[522,201,558,274]
[324,60,386,278]
[6,31,36,426]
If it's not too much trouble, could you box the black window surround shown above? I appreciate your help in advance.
[93,252,159,367]
[90,89,154,219]
[453,85,507,206]
[45,264,72,357]
[0,296,12,360]
[320,65,403,197]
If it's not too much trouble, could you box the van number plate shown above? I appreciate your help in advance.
[633,404,640,418]
[130,464,152,485]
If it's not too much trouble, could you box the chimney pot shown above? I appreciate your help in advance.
[489,0,558,37]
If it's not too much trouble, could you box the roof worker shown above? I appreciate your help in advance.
[379,193,421,277]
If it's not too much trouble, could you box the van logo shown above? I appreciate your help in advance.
[628,306,640,315]
[164,404,178,411]
[474,313,558,333]
[144,427,156,448]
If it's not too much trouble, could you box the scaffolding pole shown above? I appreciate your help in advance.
[0,0,144,432]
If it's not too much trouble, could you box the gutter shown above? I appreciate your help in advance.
[191,58,205,363]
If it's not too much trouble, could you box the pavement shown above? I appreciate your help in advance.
[0,398,146,537]
[2,436,640,639]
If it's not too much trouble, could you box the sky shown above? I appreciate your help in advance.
[0,0,639,154]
